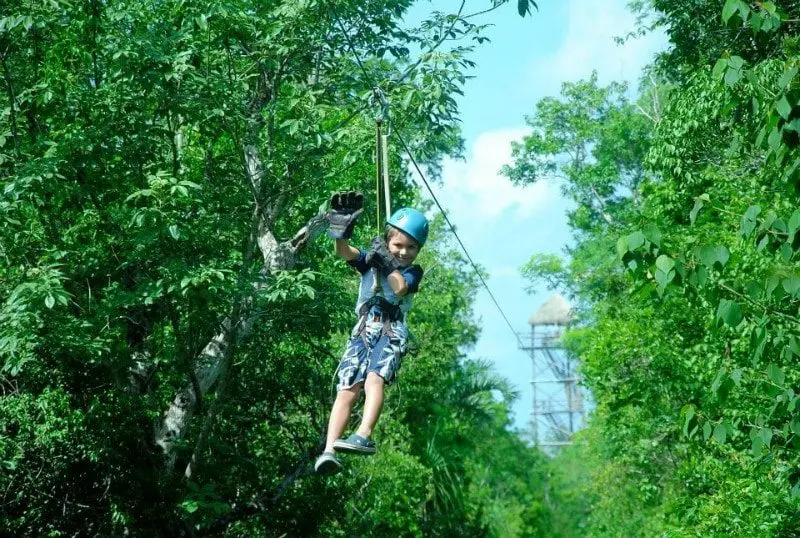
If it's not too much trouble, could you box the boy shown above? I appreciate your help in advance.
[315,191,428,475]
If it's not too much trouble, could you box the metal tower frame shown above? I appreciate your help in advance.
[521,294,586,452]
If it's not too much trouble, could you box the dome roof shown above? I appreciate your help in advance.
[529,294,573,326]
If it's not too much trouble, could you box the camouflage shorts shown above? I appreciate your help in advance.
[336,319,408,391]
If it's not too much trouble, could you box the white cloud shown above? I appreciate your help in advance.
[526,0,667,97]
[431,127,555,221]
[490,264,521,276]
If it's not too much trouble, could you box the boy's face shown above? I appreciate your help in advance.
[387,229,420,267]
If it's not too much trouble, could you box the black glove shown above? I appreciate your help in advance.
[366,236,401,276]
[326,191,364,239]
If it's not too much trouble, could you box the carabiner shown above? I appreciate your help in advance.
[369,87,390,130]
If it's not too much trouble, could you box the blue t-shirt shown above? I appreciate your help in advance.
[347,248,424,317]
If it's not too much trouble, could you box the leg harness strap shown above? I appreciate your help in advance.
[355,297,403,346]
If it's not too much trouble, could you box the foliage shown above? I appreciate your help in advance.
[511,1,800,536]
[0,0,549,536]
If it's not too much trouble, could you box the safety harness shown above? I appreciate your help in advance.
[354,295,402,349]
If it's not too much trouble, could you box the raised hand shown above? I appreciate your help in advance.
[326,191,364,239]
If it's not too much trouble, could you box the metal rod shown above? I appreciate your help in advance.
[382,133,391,217]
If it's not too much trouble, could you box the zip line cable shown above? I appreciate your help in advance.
[393,130,526,349]
[333,12,526,349]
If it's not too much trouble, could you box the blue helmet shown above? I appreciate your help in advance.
[387,208,429,247]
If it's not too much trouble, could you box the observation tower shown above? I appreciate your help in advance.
[522,294,586,453]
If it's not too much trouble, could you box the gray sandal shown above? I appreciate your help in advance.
[333,433,377,455]
[314,451,342,475]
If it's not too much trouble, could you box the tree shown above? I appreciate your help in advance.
[509,1,800,535]
[0,0,550,535]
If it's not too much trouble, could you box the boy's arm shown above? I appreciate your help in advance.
[387,271,409,296]
[334,238,360,261]
[387,266,423,297]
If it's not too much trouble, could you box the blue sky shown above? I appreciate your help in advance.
[405,0,667,430]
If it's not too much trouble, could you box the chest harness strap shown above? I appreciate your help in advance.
[354,296,402,347]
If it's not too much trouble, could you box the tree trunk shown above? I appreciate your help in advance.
[154,212,327,471]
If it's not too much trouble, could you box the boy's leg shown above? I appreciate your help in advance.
[316,384,362,475]
[355,327,404,439]
[356,372,385,439]
[324,384,362,453]
[333,372,382,455]
[334,326,401,455]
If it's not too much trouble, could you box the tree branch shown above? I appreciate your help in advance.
[196,441,322,536]
[153,210,328,472]
[0,52,20,156]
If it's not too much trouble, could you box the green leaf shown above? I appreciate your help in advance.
[745,281,762,300]
[711,367,727,393]
[125,189,154,203]
[626,231,646,251]
[789,336,800,357]
[724,68,742,86]
[788,209,800,235]
[713,423,727,444]
[756,125,767,147]
[169,225,180,240]
[45,295,55,309]
[791,416,800,435]
[712,58,728,79]
[740,205,761,237]
[703,421,712,441]
[751,326,767,365]
[517,0,530,17]
[716,299,742,327]
[673,258,687,279]
[696,265,708,286]
[766,363,785,386]
[761,427,773,448]
[698,246,730,269]
[790,481,800,500]
[616,236,628,259]
[768,126,782,150]
[751,433,764,457]
[771,218,787,233]
[786,119,800,134]
[711,58,728,80]
[781,243,793,262]
[643,225,662,247]
[655,267,675,294]
[782,275,800,296]
[730,369,743,386]
[776,95,792,120]
[722,0,738,22]
[783,157,800,182]
[681,404,696,437]
[737,0,751,20]
[778,66,798,89]
[766,274,781,296]
[689,198,704,224]
[728,55,745,70]
[655,255,674,273]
